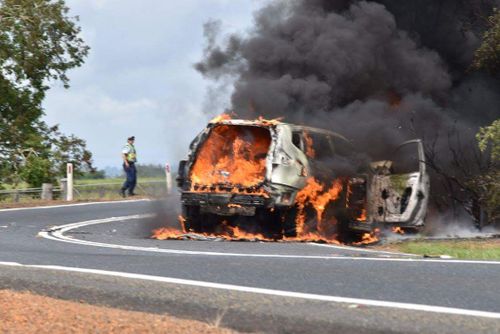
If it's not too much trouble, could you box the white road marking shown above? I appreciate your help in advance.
[39,215,500,265]
[0,199,150,212]
[0,261,499,319]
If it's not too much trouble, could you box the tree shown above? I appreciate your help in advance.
[19,154,52,187]
[472,119,500,225]
[477,119,500,161]
[422,119,499,228]
[0,0,89,96]
[11,124,95,187]
[0,0,91,187]
[473,8,500,74]
[44,124,94,177]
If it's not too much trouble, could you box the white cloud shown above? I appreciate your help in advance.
[43,0,260,169]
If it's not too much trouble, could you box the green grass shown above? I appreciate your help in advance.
[394,240,500,260]
[73,177,167,200]
[1,182,28,190]
[0,177,168,204]
[74,176,164,185]
[1,176,165,189]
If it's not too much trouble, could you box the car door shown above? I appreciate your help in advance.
[305,132,337,183]
[270,126,310,190]
[368,139,429,227]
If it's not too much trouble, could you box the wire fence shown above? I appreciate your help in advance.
[0,180,169,203]
[73,180,167,200]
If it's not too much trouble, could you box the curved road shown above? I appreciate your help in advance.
[0,199,499,333]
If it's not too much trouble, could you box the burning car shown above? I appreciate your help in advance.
[176,116,429,242]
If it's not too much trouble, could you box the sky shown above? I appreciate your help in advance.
[43,0,265,170]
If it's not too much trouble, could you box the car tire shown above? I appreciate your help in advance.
[182,205,202,232]
[281,207,299,238]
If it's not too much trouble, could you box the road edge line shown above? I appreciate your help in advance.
[39,215,500,264]
[1,261,499,319]
[0,199,151,212]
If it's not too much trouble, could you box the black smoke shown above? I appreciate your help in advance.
[195,0,500,221]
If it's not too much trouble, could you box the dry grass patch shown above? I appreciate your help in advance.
[0,290,236,334]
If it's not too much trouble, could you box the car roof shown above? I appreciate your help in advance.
[212,119,348,142]
[288,124,349,142]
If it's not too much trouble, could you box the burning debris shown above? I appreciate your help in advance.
[392,226,405,235]
[152,213,380,245]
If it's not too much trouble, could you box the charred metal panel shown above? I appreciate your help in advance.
[269,125,309,190]
[346,176,367,217]
[201,205,256,216]
[181,192,268,207]
[369,172,419,221]
[367,140,429,227]
[177,128,211,190]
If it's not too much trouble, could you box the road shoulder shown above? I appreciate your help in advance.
[1,264,498,334]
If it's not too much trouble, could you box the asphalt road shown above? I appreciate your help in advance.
[0,199,499,334]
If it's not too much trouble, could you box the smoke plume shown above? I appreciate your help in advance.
[196,0,500,221]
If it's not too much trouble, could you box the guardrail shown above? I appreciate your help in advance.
[0,187,63,203]
[73,180,167,200]
[0,180,169,203]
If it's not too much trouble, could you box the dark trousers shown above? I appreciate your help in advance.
[122,162,137,194]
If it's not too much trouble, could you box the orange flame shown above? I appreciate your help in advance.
[303,131,316,159]
[354,228,380,245]
[178,215,187,232]
[190,124,271,190]
[294,178,343,242]
[256,116,284,126]
[151,215,187,240]
[392,226,405,235]
[222,221,270,241]
[209,113,283,127]
[388,91,402,108]
[356,209,367,222]
[152,227,183,240]
[210,113,232,123]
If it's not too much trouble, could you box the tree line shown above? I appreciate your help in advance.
[0,0,91,188]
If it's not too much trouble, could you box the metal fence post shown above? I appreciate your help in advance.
[66,163,74,201]
[13,190,20,203]
[41,183,53,200]
[60,178,67,200]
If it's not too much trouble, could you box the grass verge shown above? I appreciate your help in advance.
[383,239,500,260]
[74,176,164,185]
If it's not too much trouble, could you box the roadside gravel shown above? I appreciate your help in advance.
[0,290,236,334]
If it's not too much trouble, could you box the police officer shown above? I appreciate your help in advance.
[120,136,137,197]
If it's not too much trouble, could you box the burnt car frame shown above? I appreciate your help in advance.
[176,119,429,238]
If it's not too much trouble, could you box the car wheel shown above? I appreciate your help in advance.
[281,207,298,238]
[182,205,202,232]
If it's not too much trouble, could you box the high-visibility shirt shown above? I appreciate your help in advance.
[122,143,137,162]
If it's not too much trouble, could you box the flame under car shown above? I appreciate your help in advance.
[176,119,429,241]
